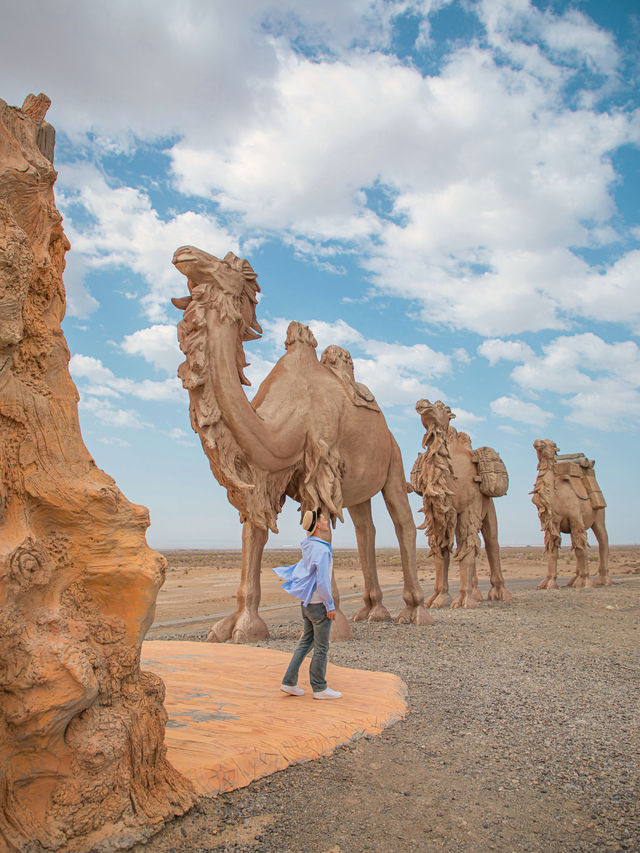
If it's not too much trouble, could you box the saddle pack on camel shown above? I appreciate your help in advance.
[555,453,607,510]
[409,445,509,499]
[471,446,509,498]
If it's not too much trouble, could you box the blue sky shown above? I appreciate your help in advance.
[2,0,639,548]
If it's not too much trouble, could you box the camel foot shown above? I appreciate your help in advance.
[331,609,353,642]
[536,578,559,590]
[450,592,478,609]
[207,611,270,644]
[367,604,392,623]
[426,591,452,609]
[487,585,513,602]
[568,576,595,590]
[351,603,391,622]
[395,604,434,626]
[352,604,371,622]
[593,575,613,587]
[206,612,237,642]
[566,574,578,587]
[471,587,483,602]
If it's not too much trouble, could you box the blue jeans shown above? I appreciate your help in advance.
[283,603,332,693]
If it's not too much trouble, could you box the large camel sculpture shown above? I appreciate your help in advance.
[171,246,432,642]
[531,439,610,589]
[410,400,512,608]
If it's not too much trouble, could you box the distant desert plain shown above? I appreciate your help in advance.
[149,544,640,638]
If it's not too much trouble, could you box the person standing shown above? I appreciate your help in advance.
[273,508,342,699]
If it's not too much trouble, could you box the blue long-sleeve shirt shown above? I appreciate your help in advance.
[273,536,335,611]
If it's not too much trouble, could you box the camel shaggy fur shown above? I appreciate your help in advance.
[531,439,610,589]
[411,400,512,608]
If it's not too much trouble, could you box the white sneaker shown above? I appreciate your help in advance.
[313,687,342,700]
[280,683,304,696]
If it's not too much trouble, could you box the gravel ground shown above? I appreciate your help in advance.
[136,576,640,853]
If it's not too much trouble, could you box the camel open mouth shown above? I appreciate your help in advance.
[172,246,200,267]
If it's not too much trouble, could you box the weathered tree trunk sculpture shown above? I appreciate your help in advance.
[0,95,194,852]
[410,399,512,608]
[171,246,433,642]
[531,439,610,589]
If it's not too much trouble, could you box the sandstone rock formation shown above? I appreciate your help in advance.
[0,95,194,853]
[532,439,610,589]
[410,400,512,608]
[171,246,432,642]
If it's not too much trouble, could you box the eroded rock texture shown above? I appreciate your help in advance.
[0,95,194,852]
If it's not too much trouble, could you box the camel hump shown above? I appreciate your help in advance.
[320,345,381,413]
[472,446,509,498]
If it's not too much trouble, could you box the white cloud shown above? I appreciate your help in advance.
[79,396,147,429]
[352,340,451,408]
[57,165,236,322]
[261,317,364,354]
[122,325,182,374]
[480,333,640,430]
[98,436,132,447]
[70,353,183,401]
[511,334,640,394]
[448,407,486,438]
[8,0,633,337]
[490,395,554,428]
[167,35,639,336]
[479,0,619,78]
[478,338,535,366]
[564,380,640,430]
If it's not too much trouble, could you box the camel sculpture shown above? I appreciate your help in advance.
[410,400,512,608]
[531,439,610,589]
[171,246,432,642]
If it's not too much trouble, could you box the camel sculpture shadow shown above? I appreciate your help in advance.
[171,246,432,642]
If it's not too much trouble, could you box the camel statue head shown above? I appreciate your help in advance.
[172,246,262,341]
[416,399,456,432]
[533,438,558,464]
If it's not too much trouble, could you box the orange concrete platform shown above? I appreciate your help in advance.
[141,641,408,796]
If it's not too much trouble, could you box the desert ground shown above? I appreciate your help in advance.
[138,546,640,853]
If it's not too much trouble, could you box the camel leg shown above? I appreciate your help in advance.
[471,565,483,601]
[482,501,512,602]
[348,501,391,623]
[329,570,354,641]
[592,511,612,586]
[207,521,270,643]
[426,550,452,608]
[383,443,433,626]
[450,511,479,609]
[537,534,560,590]
[567,522,594,589]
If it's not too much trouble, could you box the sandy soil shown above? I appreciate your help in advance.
[137,546,640,853]
[148,545,640,638]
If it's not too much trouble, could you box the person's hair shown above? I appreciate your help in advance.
[302,506,323,534]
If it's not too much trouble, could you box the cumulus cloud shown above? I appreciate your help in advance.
[167,30,639,335]
[12,0,634,337]
[70,354,183,401]
[79,396,148,429]
[482,333,640,430]
[490,395,554,429]
[121,325,182,374]
[478,338,535,366]
[57,165,236,321]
